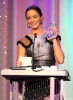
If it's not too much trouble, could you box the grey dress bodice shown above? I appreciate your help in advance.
[26,34,55,66]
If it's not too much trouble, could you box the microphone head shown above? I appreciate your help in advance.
[34,33,37,38]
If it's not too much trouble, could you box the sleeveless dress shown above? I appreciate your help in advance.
[17,34,61,100]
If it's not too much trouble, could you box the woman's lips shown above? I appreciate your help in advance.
[31,23,37,26]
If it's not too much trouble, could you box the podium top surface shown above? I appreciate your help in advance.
[1,69,71,81]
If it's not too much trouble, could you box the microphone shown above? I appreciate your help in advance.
[32,33,37,70]
[34,33,37,38]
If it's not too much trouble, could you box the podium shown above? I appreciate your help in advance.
[1,69,71,100]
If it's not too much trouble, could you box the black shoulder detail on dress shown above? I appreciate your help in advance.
[56,35,61,41]
[17,35,33,48]
[17,41,28,48]
[46,37,53,44]
[25,35,33,43]
[46,35,61,44]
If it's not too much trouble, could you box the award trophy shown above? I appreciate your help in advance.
[45,23,58,40]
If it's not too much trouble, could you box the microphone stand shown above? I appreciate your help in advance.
[32,33,37,70]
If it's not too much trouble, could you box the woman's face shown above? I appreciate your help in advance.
[26,9,43,30]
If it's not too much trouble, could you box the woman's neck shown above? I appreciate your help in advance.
[29,27,45,36]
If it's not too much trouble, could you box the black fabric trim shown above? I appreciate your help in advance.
[46,37,53,44]
[46,35,61,44]
[17,35,33,49]
[56,35,61,41]
[25,35,33,43]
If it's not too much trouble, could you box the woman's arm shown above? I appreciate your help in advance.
[52,27,65,64]
[53,38,64,64]
[16,43,26,66]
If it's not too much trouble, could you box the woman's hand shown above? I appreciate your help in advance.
[52,26,59,36]
[16,62,22,66]
[46,25,59,42]
[50,26,59,42]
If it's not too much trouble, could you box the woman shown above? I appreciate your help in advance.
[16,5,64,100]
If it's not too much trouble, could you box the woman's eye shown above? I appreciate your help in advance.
[27,15,37,20]
[34,15,37,18]
[27,17,30,20]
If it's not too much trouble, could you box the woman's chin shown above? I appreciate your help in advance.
[31,26,40,30]
[31,27,38,30]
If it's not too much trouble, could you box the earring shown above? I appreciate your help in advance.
[27,23,30,28]
[41,20,43,25]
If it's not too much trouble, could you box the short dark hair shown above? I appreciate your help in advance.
[25,5,43,18]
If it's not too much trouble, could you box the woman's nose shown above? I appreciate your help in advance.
[31,18,34,23]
